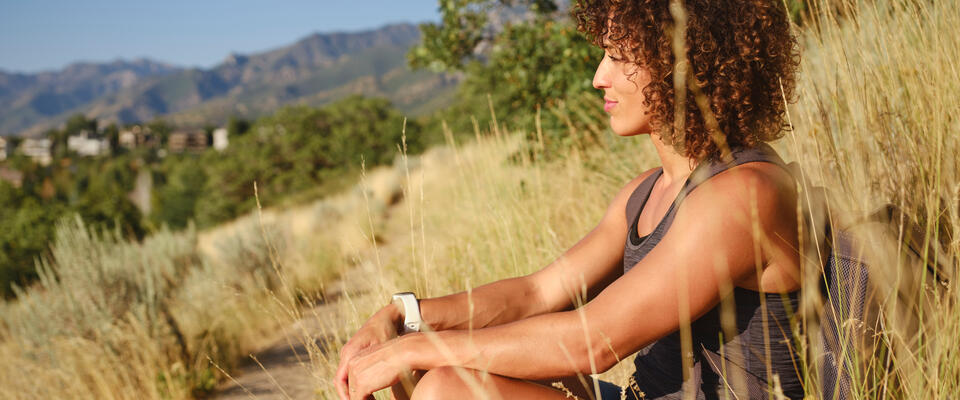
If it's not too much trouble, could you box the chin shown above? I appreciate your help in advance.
[610,119,651,137]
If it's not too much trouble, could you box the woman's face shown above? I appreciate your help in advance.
[592,48,655,136]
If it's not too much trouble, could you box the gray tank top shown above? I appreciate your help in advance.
[621,143,804,400]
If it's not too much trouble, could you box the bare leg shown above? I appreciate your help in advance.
[390,370,424,400]
[408,366,603,400]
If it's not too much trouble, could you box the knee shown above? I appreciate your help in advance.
[410,366,470,400]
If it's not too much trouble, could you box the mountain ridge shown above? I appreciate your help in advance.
[1,23,455,137]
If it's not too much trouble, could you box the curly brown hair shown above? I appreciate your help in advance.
[574,0,800,161]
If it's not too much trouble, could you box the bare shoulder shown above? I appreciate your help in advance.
[677,161,801,290]
[698,161,798,215]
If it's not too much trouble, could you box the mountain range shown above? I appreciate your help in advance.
[0,23,457,136]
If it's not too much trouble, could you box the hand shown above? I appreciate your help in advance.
[335,304,401,399]
[347,338,414,400]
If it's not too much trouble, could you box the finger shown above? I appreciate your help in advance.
[334,360,348,387]
[335,358,351,400]
[335,343,361,391]
[348,370,363,400]
[335,353,350,382]
[335,377,349,400]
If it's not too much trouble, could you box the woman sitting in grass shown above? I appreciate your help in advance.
[336,0,804,398]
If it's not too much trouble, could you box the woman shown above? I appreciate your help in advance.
[335,0,803,398]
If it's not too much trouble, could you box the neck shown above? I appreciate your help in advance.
[650,133,697,184]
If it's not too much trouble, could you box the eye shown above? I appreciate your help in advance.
[605,51,627,63]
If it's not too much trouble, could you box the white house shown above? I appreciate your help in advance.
[67,130,111,157]
[21,138,52,165]
[119,125,155,149]
[213,128,229,151]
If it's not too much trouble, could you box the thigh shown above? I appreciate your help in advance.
[406,367,571,400]
[408,367,622,400]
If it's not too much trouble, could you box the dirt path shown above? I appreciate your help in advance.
[205,152,442,399]
[209,259,379,400]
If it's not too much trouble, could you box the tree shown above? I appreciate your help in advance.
[227,116,251,137]
[64,113,97,135]
[0,181,66,297]
[148,119,173,146]
[103,123,120,155]
[152,156,207,230]
[409,1,560,72]
[410,1,601,148]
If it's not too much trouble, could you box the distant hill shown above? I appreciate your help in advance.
[0,59,182,135]
[0,23,457,136]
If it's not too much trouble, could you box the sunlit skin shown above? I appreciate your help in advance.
[595,49,655,137]
[333,49,805,400]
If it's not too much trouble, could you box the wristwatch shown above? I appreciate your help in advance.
[392,292,423,334]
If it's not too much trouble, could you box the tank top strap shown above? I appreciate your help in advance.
[624,168,664,227]
[622,143,793,271]
[697,143,789,180]
[676,143,792,206]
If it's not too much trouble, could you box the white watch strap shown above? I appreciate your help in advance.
[392,292,422,334]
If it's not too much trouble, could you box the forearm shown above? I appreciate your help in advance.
[419,275,557,331]
[401,309,616,380]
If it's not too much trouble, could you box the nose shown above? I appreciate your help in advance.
[593,54,611,90]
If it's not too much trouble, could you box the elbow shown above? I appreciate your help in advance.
[590,338,620,374]
[522,274,557,316]
[567,336,619,375]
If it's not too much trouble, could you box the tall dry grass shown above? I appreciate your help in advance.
[0,159,409,398]
[312,0,959,398]
[0,0,956,399]
[781,1,960,397]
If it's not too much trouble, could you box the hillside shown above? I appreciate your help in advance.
[0,59,182,135]
[0,23,457,136]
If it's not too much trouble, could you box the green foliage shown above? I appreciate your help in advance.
[64,113,97,135]
[412,1,603,150]
[226,115,251,137]
[191,96,418,226]
[102,123,120,155]
[408,0,489,72]
[0,148,148,296]
[0,94,414,295]
[152,156,207,230]
[148,118,173,145]
[0,182,66,294]
[408,0,561,72]
[71,159,145,237]
[459,21,600,127]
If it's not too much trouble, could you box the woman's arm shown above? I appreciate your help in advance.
[419,168,660,331]
[335,169,656,398]
[344,166,802,397]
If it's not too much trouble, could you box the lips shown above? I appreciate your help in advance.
[604,98,618,112]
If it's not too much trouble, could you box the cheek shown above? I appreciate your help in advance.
[615,74,647,105]
[615,79,648,115]
[611,80,655,136]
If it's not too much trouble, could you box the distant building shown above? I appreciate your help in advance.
[119,125,156,149]
[20,138,52,166]
[67,130,111,157]
[0,166,22,188]
[213,128,229,151]
[168,129,208,154]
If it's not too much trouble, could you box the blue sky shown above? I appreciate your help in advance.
[0,0,440,73]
